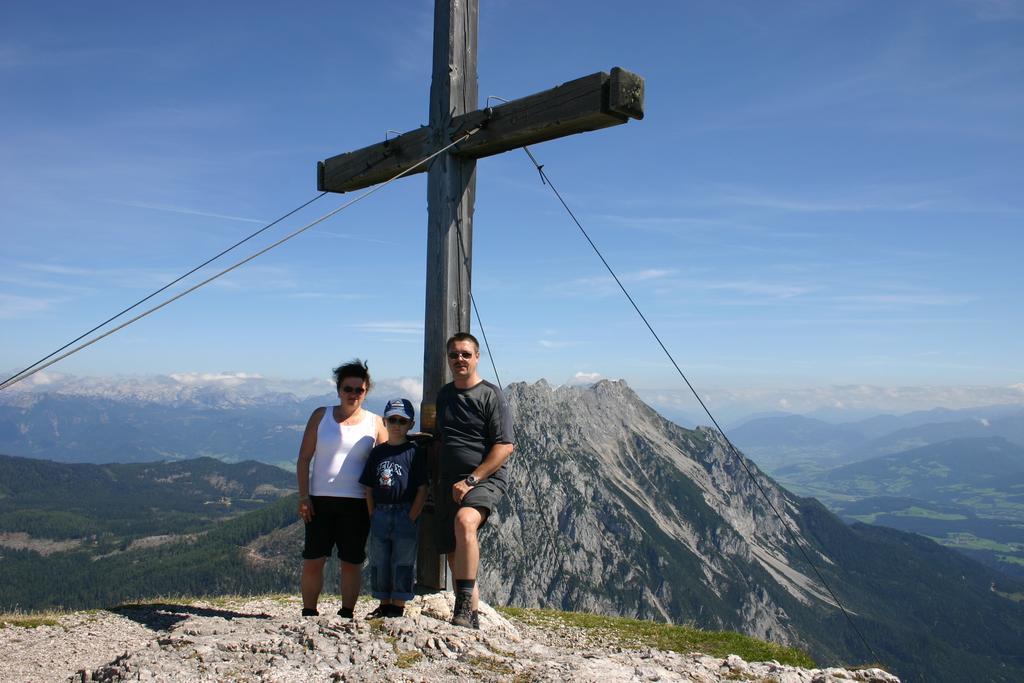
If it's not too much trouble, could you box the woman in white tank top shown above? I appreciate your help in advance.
[296,360,387,618]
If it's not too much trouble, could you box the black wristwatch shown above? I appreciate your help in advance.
[465,474,480,486]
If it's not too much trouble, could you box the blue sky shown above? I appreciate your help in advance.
[2,0,1022,417]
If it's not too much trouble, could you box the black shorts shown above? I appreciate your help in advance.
[302,495,370,564]
[434,478,504,555]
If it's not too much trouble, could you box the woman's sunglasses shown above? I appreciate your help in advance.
[340,386,366,395]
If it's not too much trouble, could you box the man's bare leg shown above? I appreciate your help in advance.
[301,558,327,610]
[340,561,362,610]
[447,553,481,610]
[453,507,483,610]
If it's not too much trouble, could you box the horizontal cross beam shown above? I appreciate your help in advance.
[318,67,644,194]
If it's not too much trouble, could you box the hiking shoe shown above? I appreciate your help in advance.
[337,606,354,619]
[301,607,319,617]
[366,603,391,619]
[470,610,480,630]
[388,604,405,618]
[451,593,474,628]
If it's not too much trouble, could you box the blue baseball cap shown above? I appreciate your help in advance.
[383,398,415,421]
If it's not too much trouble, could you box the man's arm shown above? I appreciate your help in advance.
[452,442,513,503]
[471,443,514,480]
[296,408,325,522]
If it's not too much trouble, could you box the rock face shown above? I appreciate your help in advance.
[480,380,831,644]
[473,380,1024,681]
[0,595,898,682]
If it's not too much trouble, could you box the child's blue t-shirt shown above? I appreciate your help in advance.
[359,441,427,504]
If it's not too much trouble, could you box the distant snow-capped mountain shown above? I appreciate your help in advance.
[0,371,425,465]
[0,371,422,411]
[0,371,330,407]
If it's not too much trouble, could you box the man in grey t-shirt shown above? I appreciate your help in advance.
[435,332,514,629]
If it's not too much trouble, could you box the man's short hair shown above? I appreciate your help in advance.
[446,332,479,353]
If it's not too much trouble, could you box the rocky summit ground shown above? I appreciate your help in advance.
[0,593,898,682]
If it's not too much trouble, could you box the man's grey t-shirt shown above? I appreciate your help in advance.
[436,379,514,487]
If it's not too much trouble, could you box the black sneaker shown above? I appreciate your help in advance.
[337,606,354,619]
[301,607,319,617]
[366,603,390,619]
[388,604,405,618]
[451,592,474,628]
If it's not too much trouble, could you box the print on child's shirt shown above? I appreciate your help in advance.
[376,460,404,489]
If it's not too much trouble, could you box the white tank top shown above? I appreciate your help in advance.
[309,407,378,498]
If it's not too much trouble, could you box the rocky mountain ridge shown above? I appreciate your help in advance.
[0,594,899,682]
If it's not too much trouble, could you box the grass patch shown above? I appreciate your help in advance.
[497,607,813,667]
[0,615,61,629]
[465,654,515,675]
[930,533,1020,552]
[997,554,1024,567]
[849,513,880,524]
[899,506,968,521]
[395,650,422,668]
[991,586,1024,603]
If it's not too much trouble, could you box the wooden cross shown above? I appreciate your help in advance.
[317,0,644,589]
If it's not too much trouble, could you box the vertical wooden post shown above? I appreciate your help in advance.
[418,0,478,591]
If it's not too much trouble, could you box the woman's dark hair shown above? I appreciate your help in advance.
[333,359,372,392]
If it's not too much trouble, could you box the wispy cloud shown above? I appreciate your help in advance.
[109,200,265,224]
[210,266,297,292]
[566,371,604,386]
[643,383,1024,421]
[631,269,675,281]
[0,43,142,70]
[595,213,762,235]
[712,184,936,213]
[831,293,974,307]
[959,0,1024,21]
[317,231,401,247]
[565,268,675,292]
[170,371,264,385]
[0,274,96,295]
[284,292,365,301]
[358,2,434,80]
[0,293,58,319]
[351,321,423,335]
[19,262,177,288]
[538,339,575,349]
[0,45,25,69]
[705,280,812,299]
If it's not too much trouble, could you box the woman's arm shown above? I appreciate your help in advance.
[374,414,388,445]
[296,407,324,522]
[364,486,375,516]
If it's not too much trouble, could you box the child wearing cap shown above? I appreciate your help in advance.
[358,398,428,618]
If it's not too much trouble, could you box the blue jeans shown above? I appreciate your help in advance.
[369,504,419,601]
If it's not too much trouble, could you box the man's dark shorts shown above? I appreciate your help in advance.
[303,495,370,564]
[434,479,504,554]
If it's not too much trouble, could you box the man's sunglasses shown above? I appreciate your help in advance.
[340,386,366,395]
[386,416,411,425]
[448,351,474,360]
